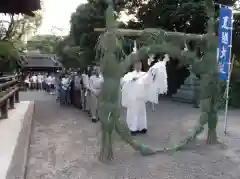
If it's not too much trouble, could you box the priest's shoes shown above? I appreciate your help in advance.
[92,118,98,123]
[139,129,147,134]
[130,131,138,136]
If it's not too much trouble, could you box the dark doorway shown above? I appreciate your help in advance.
[166,58,190,96]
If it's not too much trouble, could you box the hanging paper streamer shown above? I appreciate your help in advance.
[217,7,233,81]
[132,40,137,53]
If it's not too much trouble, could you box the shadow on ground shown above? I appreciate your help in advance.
[23,92,240,179]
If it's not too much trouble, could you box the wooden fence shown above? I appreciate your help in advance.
[0,75,19,119]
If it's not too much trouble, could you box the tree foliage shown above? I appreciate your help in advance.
[56,0,127,69]
[0,12,42,71]
[0,12,42,42]
[55,36,84,68]
[125,0,237,32]
[27,34,62,53]
[69,2,105,67]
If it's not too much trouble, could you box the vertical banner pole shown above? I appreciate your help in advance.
[224,54,234,135]
[217,6,233,135]
[223,8,234,135]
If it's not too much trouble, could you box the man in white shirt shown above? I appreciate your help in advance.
[37,73,44,91]
[60,74,72,104]
[24,75,30,90]
[81,69,90,112]
[50,74,56,94]
[31,74,37,90]
[46,75,53,93]
[89,67,103,123]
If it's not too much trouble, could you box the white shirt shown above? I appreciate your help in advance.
[46,76,53,85]
[61,78,69,90]
[89,75,103,95]
[82,74,89,89]
[52,76,56,85]
[24,77,30,84]
[37,75,44,83]
[61,78,69,85]
[31,75,37,83]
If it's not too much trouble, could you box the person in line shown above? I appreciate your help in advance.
[60,74,70,104]
[73,70,82,109]
[89,67,103,123]
[81,69,89,111]
[50,74,56,94]
[84,67,92,116]
[54,71,61,100]
[69,72,75,106]
[46,74,53,93]
[37,73,44,91]
[31,73,37,90]
[24,74,30,90]
[42,73,46,91]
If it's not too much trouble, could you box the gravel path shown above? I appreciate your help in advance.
[24,92,240,179]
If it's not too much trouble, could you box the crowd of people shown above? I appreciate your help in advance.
[23,73,57,94]
[23,67,103,123]
[58,67,103,123]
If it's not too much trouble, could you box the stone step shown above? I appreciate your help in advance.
[171,96,194,103]
[172,74,200,104]
[172,91,195,102]
[178,85,196,91]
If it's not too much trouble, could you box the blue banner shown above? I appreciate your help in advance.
[218,7,233,81]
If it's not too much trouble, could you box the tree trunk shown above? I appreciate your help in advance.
[207,110,218,144]
[206,88,218,144]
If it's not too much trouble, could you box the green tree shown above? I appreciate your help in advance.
[55,36,84,68]
[125,0,237,33]
[68,0,127,68]
[0,12,42,71]
[27,34,62,53]
[0,12,42,42]
[69,3,102,67]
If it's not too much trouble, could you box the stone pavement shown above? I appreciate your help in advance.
[23,92,240,179]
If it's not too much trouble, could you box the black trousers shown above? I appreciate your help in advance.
[73,89,82,109]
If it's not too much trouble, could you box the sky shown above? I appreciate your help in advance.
[38,0,87,35]
[38,0,133,36]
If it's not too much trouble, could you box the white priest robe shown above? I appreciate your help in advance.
[121,61,168,132]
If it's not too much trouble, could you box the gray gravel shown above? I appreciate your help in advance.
[23,92,240,179]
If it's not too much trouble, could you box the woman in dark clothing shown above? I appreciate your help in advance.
[72,70,83,109]
[69,74,75,105]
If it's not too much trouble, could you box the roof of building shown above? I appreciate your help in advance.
[18,53,62,69]
[0,0,40,16]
